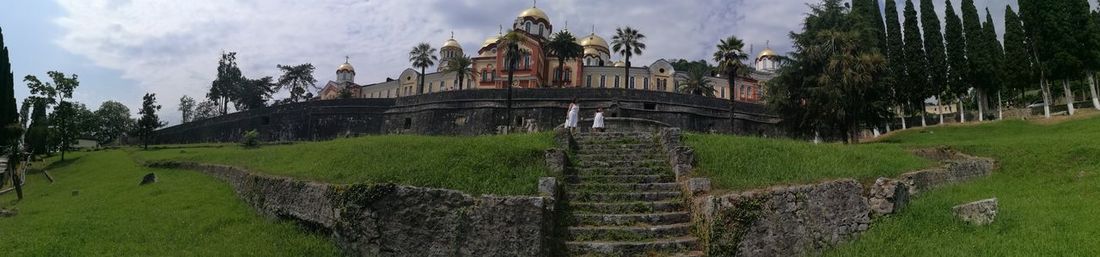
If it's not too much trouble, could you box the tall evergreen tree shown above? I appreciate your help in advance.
[961,0,990,120]
[982,9,1006,119]
[0,27,22,198]
[884,0,908,128]
[1002,6,1034,109]
[902,0,929,126]
[1085,8,1100,110]
[944,0,970,122]
[920,0,948,123]
[135,93,165,150]
[1018,0,1051,117]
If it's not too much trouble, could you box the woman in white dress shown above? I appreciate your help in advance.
[592,107,606,132]
[566,98,580,132]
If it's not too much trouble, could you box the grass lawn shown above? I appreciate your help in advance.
[0,150,339,257]
[685,134,934,191]
[130,133,554,195]
[824,117,1100,256]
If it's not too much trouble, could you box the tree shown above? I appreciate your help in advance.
[93,101,132,145]
[669,59,714,73]
[210,52,243,115]
[768,0,891,143]
[981,9,1006,119]
[234,76,276,111]
[0,26,23,199]
[1086,8,1100,110]
[275,63,317,103]
[612,27,646,91]
[961,0,993,120]
[50,101,81,160]
[179,95,195,123]
[408,43,437,95]
[442,55,475,90]
[884,0,907,128]
[1002,6,1034,111]
[920,0,948,124]
[498,30,526,125]
[24,100,48,157]
[546,31,584,88]
[135,93,164,150]
[901,0,929,126]
[23,71,78,158]
[677,67,716,97]
[193,100,219,121]
[944,0,970,122]
[713,35,749,131]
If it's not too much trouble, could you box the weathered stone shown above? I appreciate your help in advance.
[899,149,996,195]
[538,177,558,198]
[868,178,909,216]
[699,179,870,257]
[544,148,567,176]
[952,198,998,225]
[0,208,16,217]
[686,177,711,196]
[139,173,157,185]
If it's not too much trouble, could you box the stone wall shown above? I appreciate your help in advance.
[154,88,783,143]
[148,161,554,257]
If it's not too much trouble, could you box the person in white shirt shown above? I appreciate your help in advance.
[565,98,580,133]
[592,107,606,132]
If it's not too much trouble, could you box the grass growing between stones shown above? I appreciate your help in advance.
[685,134,934,191]
[0,150,339,256]
[130,133,554,195]
[824,117,1100,256]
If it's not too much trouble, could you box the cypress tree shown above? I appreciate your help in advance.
[1002,6,1033,107]
[1018,0,1053,117]
[884,0,908,128]
[981,9,1005,119]
[920,0,948,123]
[961,0,990,120]
[902,0,928,126]
[0,27,22,199]
[944,0,969,122]
[1085,8,1100,110]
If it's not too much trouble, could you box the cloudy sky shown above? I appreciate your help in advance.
[0,0,1074,124]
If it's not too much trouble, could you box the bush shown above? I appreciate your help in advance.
[240,130,260,148]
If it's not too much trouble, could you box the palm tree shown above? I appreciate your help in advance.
[408,43,437,95]
[611,27,646,89]
[546,31,584,88]
[498,30,526,125]
[677,67,716,97]
[442,55,474,90]
[713,35,749,131]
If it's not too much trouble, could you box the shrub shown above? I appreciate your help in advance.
[240,130,260,148]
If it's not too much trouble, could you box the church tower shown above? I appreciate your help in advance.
[438,32,464,72]
[337,56,355,84]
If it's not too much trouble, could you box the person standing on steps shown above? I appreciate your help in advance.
[592,107,606,132]
[565,97,580,133]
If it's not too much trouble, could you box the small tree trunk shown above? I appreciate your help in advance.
[977,90,986,121]
[938,99,945,125]
[1064,80,1075,116]
[997,91,1004,120]
[1089,72,1100,110]
[1041,77,1051,118]
[958,96,967,123]
[921,108,927,127]
[898,105,907,129]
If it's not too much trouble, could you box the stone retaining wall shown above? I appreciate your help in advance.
[148,161,554,257]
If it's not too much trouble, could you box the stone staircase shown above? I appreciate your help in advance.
[564,132,702,257]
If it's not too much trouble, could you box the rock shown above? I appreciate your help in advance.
[952,198,998,225]
[538,177,558,197]
[544,148,567,176]
[868,178,909,216]
[686,177,711,196]
[0,208,16,217]
[139,173,158,185]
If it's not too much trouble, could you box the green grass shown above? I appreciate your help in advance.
[685,134,934,191]
[0,150,339,257]
[822,117,1100,256]
[130,133,554,195]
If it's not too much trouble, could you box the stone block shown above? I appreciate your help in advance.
[953,198,998,225]
[139,173,158,185]
[544,148,567,176]
[538,177,558,198]
[868,177,909,216]
[686,177,711,196]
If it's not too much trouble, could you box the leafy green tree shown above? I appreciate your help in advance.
[1085,8,1100,110]
[713,35,749,131]
[768,0,891,143]
[611,27,646,91]
[901,0,928,126]
[1002,6,1034,109]
[961,0,993,120]
[135,93,165,150]
[546,31,583,88]
[408,43,437,95]
[50,101,81,160]
[981,9,1006,119]
[193,100,219,121]
[668,59,714,73]
[210,52,243,115]
[944,0,970,121]
[275,63,317,103]
[93,101,133,145]
[884,0,907,128]
[920,0,948,123]
[234,76,275,111]
[677,67,716,97]
[178,95,195,123]
[442,55,475,90]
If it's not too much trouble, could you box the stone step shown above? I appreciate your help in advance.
[567,174,675,184]
[576,143,656,149]
[575,149,662,156]
[574,132,654,139]
[566,237,699,256]
[577,159,667,168]
[574,167,670,176]
[568,191,682,202]
[574,212,691,226]
[568,223,693,242]
[574,153,664,161]
[571,200,685,214]
[570,182,679,192]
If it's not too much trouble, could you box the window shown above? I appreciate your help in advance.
[523,54,531,70]
[600,75,606,88]
[614,76,620,88]
[481,70,488,81]
[630,76,636,89]
[644,77,650,90]
[441,81,447,91]
[428,82,433,93]
[525,21,532,32]
[565,69,572,81]
[720,87,725,98]
[587,75,592,87]
[538,24,543,35]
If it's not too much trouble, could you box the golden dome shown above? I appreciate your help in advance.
[583,48,601,57]
[517,7,549,22]
[443,38,461,49]
[613,60,626,67]
[579,33,609,50]
[482,35,501,48]
[337,62,354,73]
[758,48,777,59]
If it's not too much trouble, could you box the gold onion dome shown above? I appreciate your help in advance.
[517,7,549,22]
[583,48,600,56]
[613,60,626,67]
[482,35,501,48]
[443,38,461,49]
[758,48,777,59]
[579,33,609,50]
[337,62,354,73]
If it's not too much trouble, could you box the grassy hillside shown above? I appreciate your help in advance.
[685,134,933,191]
[825,117,1100,256]
[0,151,339,256]
[130,133,554,195]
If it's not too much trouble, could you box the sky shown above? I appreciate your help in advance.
[0,0,1079,124]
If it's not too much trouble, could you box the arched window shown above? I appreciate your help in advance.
[644,77,650,90]
[630,76,636,89]
[538,24,543,35]
[586,75,592,87]
[523,54,531,69]
[600,75,606,88]
[614,75,620,88]
[525,21,532,32]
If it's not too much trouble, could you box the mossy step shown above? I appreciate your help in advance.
[574,168,670,176]
[566,174,675,184]
[574,212,691,226]
[574,153,664,161]
[571,200,685,214]
[568,191,682,202]
[565,236,699,256]
[568,223,693,242]
[570,182,679,192]
[577,159,668,168]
